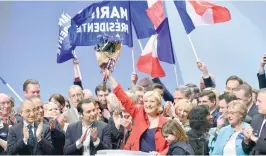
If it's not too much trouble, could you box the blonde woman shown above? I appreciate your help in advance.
[174,99,192,132]
[211,100,250,155]
[105,69,169,155]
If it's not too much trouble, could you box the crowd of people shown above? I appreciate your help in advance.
[0,54,266,155]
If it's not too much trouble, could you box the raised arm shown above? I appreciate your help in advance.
[105,69,139,118]
[73,57,83,89]
[257,54,266,89]
[152,78,174,103]
[197,61,215,88]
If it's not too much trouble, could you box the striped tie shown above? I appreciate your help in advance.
[27,124,35,149]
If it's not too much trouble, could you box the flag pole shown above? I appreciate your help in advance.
[72,50,82,80]
[0,77,23,102]
[187,35,200,61]
[173,65,179,87]
[137,39,144,51]
[132,48,136,73]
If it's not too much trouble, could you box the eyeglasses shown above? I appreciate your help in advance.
[22,109,37,115]
[0,101,11,106]
[228,111,239,116]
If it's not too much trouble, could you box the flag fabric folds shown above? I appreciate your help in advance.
[69,1,133,47]
[174,0,231,34]
[0,77,7,85]
[130,1,156,39]
[57,12,75,63]
[137,18,174,78]
[145,0,165,29]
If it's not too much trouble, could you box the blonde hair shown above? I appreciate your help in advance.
[175,99,192,112]
[107,93,121,112]
[228,100,247,120]
[143,91,162,106]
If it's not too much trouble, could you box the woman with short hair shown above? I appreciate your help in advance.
[174,99,192,132]
[211,100,250,155]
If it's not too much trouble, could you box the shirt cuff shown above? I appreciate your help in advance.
[93,138,100,147]
[23,139,27,145]
[76,140,83,149]
[202,74,210,79]
[259,71,265,75]
[74,77,81,82]
[37,137,42,143]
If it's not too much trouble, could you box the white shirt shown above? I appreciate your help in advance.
[223,131,240,156]
[259,117,266,137]
[75,122,100,153]
[23,120,35,145]
[74,108,79,119]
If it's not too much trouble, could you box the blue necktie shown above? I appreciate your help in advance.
[27,124,34,148]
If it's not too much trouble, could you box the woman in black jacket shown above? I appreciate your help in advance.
[187,105,212,155]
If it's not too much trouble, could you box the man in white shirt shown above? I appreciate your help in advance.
[6,99,53,155]
[64,99,112,155]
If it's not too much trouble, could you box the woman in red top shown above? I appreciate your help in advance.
[105,69,169,155]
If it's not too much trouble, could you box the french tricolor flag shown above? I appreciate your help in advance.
[174,0,231,34]
[137,0,175,78]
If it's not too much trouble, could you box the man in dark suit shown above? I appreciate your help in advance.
[234,84,258,119]
[242,88,266,155]
[64,99,112,155]
[6,99,53,155]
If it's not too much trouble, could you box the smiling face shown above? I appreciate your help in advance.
[21,100,36,124]
[227,101,247,126]
[0,94,12,117]
[143,91,161,116]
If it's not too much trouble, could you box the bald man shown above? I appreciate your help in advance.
[7,99,53,155]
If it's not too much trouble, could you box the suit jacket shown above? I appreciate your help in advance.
[242,114,266,154]
[187,129,209,155]
[113,84,169,155]
[108,116,131,149]
[247,103,258,119]
[211,108,220,128]
[43,117,65,155]
[7,121,53,155]
[63,120,112,155]
[257,73,266,89]
[63,108,79,123]
[152,78,174,103]
[0,123,8,155]
[203,76,215,88]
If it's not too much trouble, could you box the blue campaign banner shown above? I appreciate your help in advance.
[69,1,133,47]
[57,12,75,63]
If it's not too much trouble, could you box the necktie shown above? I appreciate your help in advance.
[27,124,35,148]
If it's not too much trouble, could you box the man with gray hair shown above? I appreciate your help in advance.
[173,85,192,104]
[63,85,84,123]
